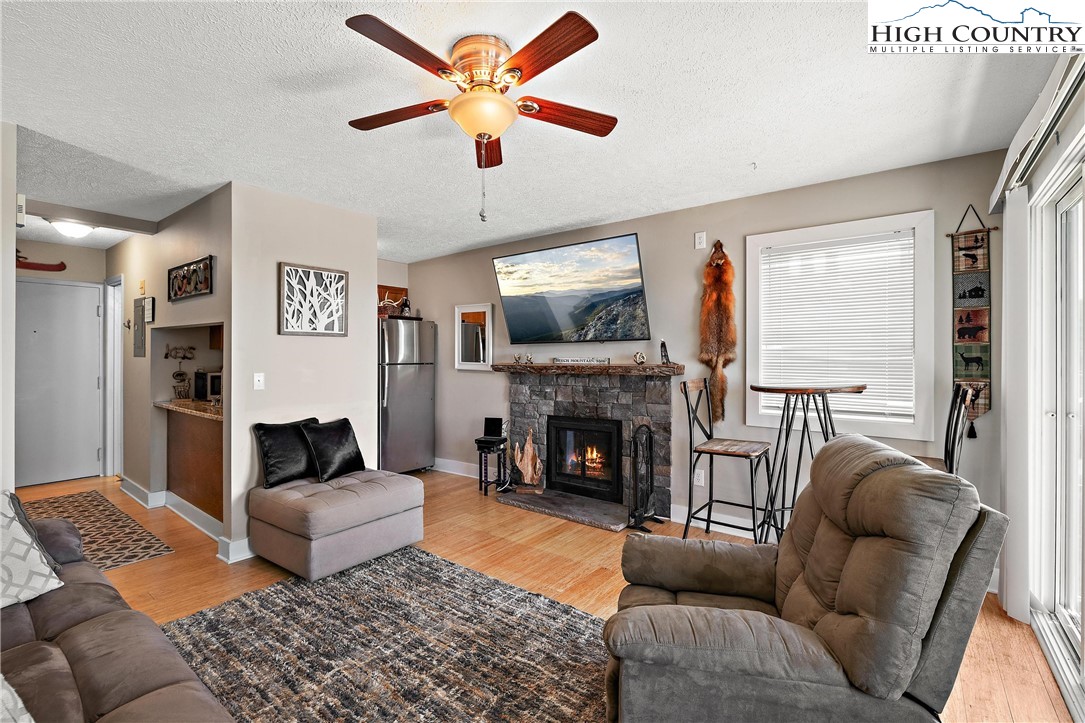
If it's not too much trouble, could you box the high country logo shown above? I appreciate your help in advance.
[869,0,1082,53]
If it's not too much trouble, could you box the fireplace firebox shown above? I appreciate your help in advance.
[546,416,623,503]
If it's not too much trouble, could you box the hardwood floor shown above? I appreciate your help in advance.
[19,470,1070,722]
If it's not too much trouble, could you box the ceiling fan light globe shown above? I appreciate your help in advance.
[448,88,518,141]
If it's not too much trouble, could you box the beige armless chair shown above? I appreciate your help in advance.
[603,434,1007,722]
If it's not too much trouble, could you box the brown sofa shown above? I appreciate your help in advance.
[0,517,231,722]
[603,434,1008,722]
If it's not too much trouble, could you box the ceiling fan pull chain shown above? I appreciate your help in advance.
[479,141,488,222]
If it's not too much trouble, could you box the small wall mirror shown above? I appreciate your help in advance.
[455,303,493,371]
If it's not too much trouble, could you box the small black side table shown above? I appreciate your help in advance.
[475,436,508,496]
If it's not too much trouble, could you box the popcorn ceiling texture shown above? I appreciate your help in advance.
[2,2,1054,262]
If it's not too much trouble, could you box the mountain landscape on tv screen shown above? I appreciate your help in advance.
[502,286,649,343]
[493,233,651,344]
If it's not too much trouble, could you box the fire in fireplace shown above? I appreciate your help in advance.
[547,416,622,503]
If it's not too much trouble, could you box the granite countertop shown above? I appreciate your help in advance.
[153,399,224,421]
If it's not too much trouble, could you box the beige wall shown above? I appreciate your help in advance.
[377,259,408,288]
[14,239,105,283]
[105,185,232,500]
[227,183,378,543]
[1,122,16,493]
[408,151,1005,515]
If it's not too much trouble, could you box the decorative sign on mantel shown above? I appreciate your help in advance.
[552,357,610,365]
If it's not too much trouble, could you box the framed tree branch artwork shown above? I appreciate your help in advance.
[278,262,349,337]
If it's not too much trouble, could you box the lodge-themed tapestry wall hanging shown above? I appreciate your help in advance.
[699,240,738,422]
[949,205,996,438]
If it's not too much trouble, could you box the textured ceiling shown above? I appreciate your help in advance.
[2,2,1056,262]
[16,215,132,250]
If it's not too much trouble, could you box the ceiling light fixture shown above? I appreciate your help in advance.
[447,86,518,141]
[48,220,95,239]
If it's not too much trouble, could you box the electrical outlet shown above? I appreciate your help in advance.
[695,231,707,249]
[253,372,265,391]
[694,469,705,487]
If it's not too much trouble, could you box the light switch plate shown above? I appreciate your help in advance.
[695,231,707,249]
[253,372,265,391]
[139,279,146,295]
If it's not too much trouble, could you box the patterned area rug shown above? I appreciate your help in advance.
[23,490,172,570]
[164,547,608,721]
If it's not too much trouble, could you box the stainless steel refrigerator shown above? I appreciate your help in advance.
[379,318,436,473]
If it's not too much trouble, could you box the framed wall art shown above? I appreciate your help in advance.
[279,261,349,337]
[167,255,213,301]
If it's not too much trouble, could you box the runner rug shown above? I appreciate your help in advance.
[163,546,608,721]
[23,490,172,570]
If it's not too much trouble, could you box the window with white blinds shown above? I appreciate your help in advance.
[746,211,935,441]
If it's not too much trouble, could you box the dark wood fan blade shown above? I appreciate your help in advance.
[517,97,617,137]
[346,15,458,80]
[498,12,598,86]
[349,100,448,131]
[475,137,503,168]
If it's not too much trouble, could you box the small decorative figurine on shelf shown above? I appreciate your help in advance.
[513,353,522,363]
[525,354,533,364]
[660,340,671,364]
[633,351,646,365]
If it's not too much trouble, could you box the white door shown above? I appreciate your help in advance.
[15,279,104,486]
[1055,180,1084,656]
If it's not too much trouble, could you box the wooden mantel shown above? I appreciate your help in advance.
[491,363,685,376]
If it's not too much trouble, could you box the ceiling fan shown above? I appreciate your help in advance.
[345,12,617,169]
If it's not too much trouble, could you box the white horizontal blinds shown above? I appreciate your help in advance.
[758,230,916,422]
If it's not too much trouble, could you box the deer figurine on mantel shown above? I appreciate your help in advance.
[513,428,545,494]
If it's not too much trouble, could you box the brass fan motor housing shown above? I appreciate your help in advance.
[450,34,514,89]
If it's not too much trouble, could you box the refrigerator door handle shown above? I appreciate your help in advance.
[381,365,389,408]
[381,325,390,365]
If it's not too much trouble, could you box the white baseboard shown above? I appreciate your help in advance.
[669,503,757,541]
[119,476,166,508]
[432,457,478,479]
[217,536,254,564]
[989,569,1000,595]
[165,491,222,541]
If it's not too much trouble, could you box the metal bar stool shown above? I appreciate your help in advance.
[680,379,774,542]
[917,382,978,475]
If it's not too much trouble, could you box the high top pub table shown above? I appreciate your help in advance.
[750,383,866,540]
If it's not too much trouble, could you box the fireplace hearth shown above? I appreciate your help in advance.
[547,416,622,503]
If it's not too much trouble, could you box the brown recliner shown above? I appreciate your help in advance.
[603,434,1008,722]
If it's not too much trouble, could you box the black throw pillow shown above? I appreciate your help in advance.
[300,418,366,482]
[253,418,319,488]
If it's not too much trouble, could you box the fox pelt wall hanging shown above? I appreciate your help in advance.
[699,240,738,422]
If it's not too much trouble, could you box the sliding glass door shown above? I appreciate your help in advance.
[1055,180,1084,656]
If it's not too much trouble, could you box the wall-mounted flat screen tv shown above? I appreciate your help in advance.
[492,233,651,344]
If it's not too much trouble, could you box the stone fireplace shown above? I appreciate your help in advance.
[493,363,685,512]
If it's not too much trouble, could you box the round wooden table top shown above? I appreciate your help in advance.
[749,383,867,395]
